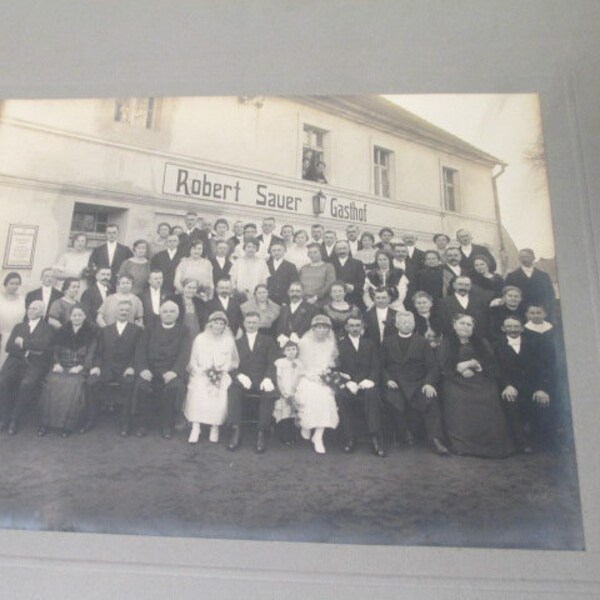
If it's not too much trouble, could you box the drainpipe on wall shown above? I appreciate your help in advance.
[492,163,507,273]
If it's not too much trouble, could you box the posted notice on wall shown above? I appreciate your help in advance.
[3,224,38,269]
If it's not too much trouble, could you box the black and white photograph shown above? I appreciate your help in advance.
[0,92,583,550]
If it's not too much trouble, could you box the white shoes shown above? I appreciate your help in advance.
[209,425,219,443]
[188,423,200,444]
[301,428,311,440]
[312,437,326,454]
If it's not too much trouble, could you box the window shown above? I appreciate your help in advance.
[373,146,392,198]
[303,124,329,183]
[114,97,156,129]
[71,204,110,235]
[442,166,460,211]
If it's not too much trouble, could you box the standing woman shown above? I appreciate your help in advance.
[54,233,92,294]
[48,278,81,329]
[38,306,96,438]
[171,278,207,340]
[353,232,377,271]
[184,311,239,444]
[438,314,516,458]
[286,229,311,270]
[240,284,281,336]
[294,314,340,454]
[209,218,235,258]
[150,222,172,257]
[433,233,451,260]
[280,224,295,250]
[471,254,504,302]
[414,250,444,300]
[229,239,270,301]
[0,272,26,366]
[117,239,151,296]
[174,240,214,300]
[298,243,336,305]
[411,291,444,347]
[323,280,362,336]
[363,250,403,310]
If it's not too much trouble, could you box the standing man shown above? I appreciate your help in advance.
[150,232,183,294]
[402,232,426,271]
[139,270,169,326]
[345,224,362,257]
[179,211,209,258]
[331,240,366,309]
[456,228,497,275]
[257,217,284,255]
[275,281,319,347]
[505,248,555,318]
[311,223,324,245]
[266,241,298,306]
[320,230,337,262]
[134,301,191,439]
[364,287,397,348]
[210,240,233,286]
[88,223,133,287]
[0,301,55,434]
[391,242,415,308]
[80,267,112,325]
[227,312,279,453]
[439,276,489,337]
[382,311,448,455]
[336,315,385,457]
[84,300,142,435]
[25,268,63,320]
[206,278,244,337]
[442,247,464,296]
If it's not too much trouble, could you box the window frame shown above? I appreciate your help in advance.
[441,164,461,212]
[372,145,394,199]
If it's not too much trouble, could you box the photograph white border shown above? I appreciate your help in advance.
[0,2,598,597]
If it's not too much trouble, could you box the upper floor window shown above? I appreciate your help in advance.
[71,203,109,235]
[442,166,460,211]
[303,124,329,184]
[373,146,393,199]
[114,97,156,129]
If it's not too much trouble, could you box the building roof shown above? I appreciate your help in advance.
[294,95,506,168]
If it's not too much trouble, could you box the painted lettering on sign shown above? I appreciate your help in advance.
[174,168,241,202]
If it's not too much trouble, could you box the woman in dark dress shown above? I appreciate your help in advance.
[410,291,444,348]
[38,306,96,437]
[489,285,526,341]
[171,278,207,339]
[413,250,444,300]
[471,254,504,302]
[438,313,516,458]
[322,280,362,337]
[363,250,403,309]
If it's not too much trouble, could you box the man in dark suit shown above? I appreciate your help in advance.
[439,276,490,338]
[80,267,113,325]
[493,315,551,453]
[364,287,397,348]
[210,240,233,286]
[179,211,209,258]
[150,233,183,294]
[227,312,279,453]
[442,247,464,296]
[402,232,426,271]
[139,270,169,326]
[382,311,448,454]
[266,241,298,306]
[25,267,63,320]
[0,301,55,434]
[456,228,497,274]
[331,240,366,309]
[275,281,319,348]
[336,315,385,456]
[85,299,142,434]
[205,279,243,337]
[256,216,284,255]
[505,248,555,318]
[320,230,337,262]
[134,301,191,439]
[345,224,363,257]
[88,223,133,287]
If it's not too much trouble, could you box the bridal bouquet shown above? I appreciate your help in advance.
[206,367,223,386]
[320,367,350,390]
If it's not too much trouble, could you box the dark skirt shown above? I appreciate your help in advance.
[39,373,86,431]
[442,372,516,458]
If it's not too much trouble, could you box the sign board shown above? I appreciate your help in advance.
[3,224,38,269]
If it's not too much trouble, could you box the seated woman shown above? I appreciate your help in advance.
[471,253,504,302]
[353,232,377,271]
[48,277,81,329]
[38,306,96,438]
[437,314,516,458]
[410,291,443,348]
[171,278,207,339]
[489,285,526,341]
[298,243,336,305]
[323,280,362,336]
[414,250,444,300]
[363,250,403,310]
[240,284,281,336]
[294,314,340,454]
[117,239,151,296]
[184,311,239,444]
[174,240,214,300]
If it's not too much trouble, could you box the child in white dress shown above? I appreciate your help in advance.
[272,341,303,444]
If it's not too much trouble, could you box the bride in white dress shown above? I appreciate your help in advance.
[184,311,239,444]
[295,314,340,454]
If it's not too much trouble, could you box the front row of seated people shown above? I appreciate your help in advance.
[0,275,555,459]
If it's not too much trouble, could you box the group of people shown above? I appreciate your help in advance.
[0,211,560,459]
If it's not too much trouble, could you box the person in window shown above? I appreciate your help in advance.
[353,232,377,271]
[241,284,281,336]
[174,240,214,300]
[302,149,317,180]
[299,243,336,305]
[314,160,328,184]
[117,239,151,296]
[48,278,82,329]
[37,306,96,438]
[87,223,133,288]
[54,233,92,293]
[149,222,172,257]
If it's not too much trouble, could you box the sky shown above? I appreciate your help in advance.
[385,94,555,258]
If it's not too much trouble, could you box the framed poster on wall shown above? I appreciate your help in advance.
[3,224,38,269]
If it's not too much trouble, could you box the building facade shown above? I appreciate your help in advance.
[0,95,506,286]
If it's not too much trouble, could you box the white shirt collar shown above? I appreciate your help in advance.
[161,322,176,329]
[507,335,522,352]
[407,246,415,257]
[28,317,41,332]
[167,248,177,258]
[455,293,469,308]
[461,244,473,256]
[349,335,360,349]
[246,330,258,347]
[525,321,553,333]
[272,257,283,268]
[521,265,535,277]
[216,255,226,266]
[116,320,127,335]
[447,264,461,275]
[398,332,413,338]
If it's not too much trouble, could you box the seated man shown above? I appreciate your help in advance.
[227,312,278,453]
[134,300,191,439]
[336,315,385,457]
[381,311,449,455]
[0,300,55,434]
[85,299,143,435]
